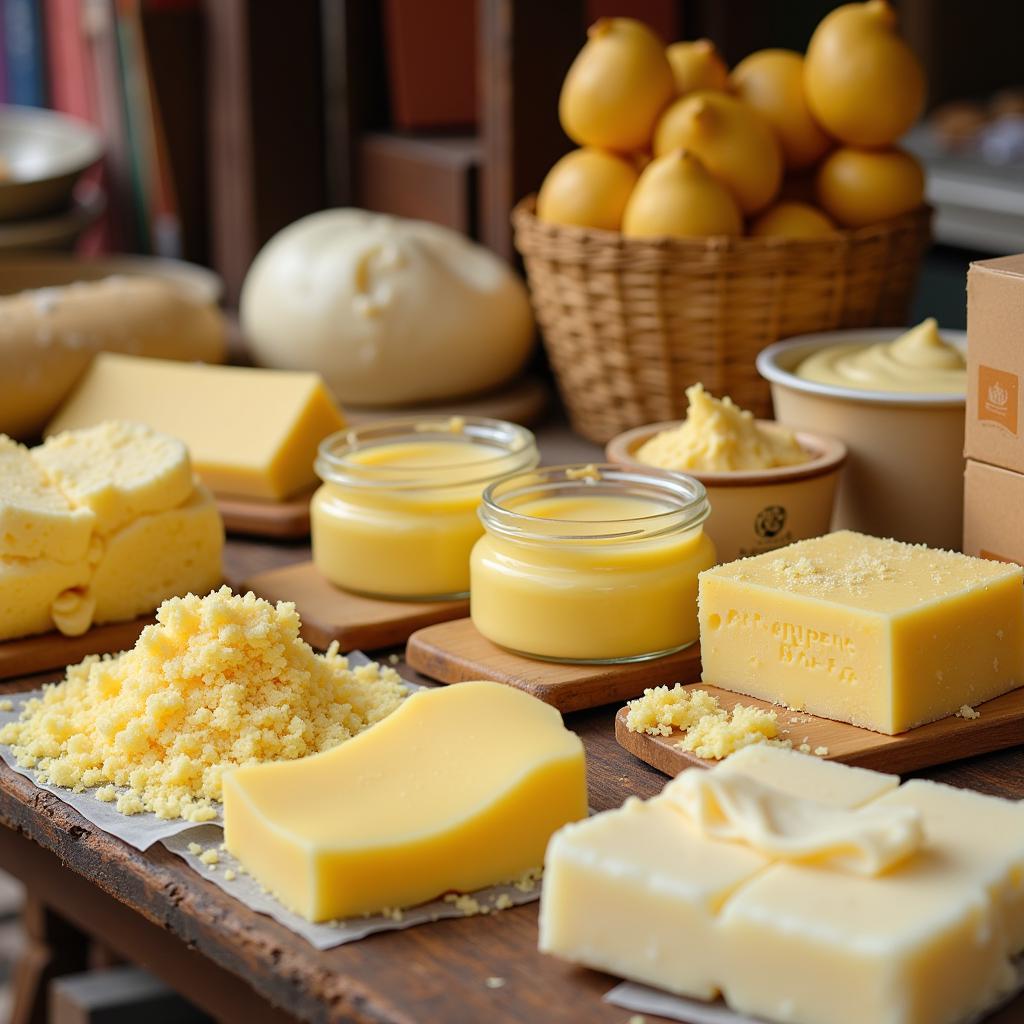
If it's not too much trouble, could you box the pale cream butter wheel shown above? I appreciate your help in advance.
[239,209,535,407]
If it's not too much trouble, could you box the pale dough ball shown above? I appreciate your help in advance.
[240,209,536,406]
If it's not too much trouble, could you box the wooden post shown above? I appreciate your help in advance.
[478,0,584,259]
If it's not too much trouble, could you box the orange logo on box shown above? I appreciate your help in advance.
[978,365,1019,435]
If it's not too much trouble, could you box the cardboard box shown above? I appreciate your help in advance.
[963,459,1024,564]
[966,254,1024,474]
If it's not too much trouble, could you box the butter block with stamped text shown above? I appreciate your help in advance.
[698,531,1024,734]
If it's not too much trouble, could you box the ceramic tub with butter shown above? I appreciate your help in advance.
[757,325,967,549]
[606,421,846,563]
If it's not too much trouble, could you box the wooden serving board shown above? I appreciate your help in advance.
[0,616,154,681]
[615,682,1024,776]
[216,487,315,539]
[241,561,469,651]
[406,618,703,712]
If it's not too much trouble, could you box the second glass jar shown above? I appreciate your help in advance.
[470,464,717,663]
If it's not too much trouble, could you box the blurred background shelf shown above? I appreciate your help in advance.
[4,0,1016,318]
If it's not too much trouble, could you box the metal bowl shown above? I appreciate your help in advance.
[0,105,103,221]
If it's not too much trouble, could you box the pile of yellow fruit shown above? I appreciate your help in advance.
[537,1,927,240]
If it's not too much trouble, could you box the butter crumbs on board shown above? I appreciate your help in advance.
[626,683,789,760]
[0,586,406,821]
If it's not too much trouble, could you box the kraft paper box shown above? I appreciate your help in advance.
[963,458,1024,565]
[966,254,1024,474]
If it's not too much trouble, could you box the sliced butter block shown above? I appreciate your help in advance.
[539,751,887,1001]
[540,797,768,1000]
[699,530,1024,734]
[48,353,345,500]
[715,743,898,808]
[223,681,587,921]
[90,484,224,625]
[873,779,1024,954]
[540,754,1024,1024]
[718,856,1014,1024]
[0,557,90,641]
[0,435,93,561]
[34,421,194,535]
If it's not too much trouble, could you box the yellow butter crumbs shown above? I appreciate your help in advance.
[626,684,799,760]
[956,704,980,720]
[0,587,407,821]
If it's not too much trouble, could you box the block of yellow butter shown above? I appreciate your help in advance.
[0,421,223,641]
[540,745,1024,1024]
[47,353,346,500]
[539,745,896,1000]
[223,680,587,922]
[698,530,1024,734]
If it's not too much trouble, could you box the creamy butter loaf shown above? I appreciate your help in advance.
[0,422,223,640]
[698,530,1024,733]
[0,276,226,439]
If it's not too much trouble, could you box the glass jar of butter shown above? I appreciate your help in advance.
[471,464,716,663]
[312,417,539,600]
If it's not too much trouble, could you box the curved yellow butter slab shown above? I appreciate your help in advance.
[223,680,588,922]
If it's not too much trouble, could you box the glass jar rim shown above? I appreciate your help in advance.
[479,464,710,542]
[315,416,539,491]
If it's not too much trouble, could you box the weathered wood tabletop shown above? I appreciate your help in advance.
[2,426,1024,1024]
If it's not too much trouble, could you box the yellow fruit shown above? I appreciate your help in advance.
[666,39,728,94]
[629,151,653,173]
[804,0,926,147]
[815,146,925,227]
[536,148,639,231]
[750,201,837,238]
[622,150,742,239]
[653,91,782,214]
[559,18,675,152]
[730,49,831,170]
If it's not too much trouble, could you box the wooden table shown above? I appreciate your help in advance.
[4,427,1024,1024]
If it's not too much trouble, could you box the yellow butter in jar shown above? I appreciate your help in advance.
[471,465,716,663]
[312,417,539,600]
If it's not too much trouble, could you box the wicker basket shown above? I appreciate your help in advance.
[512,196,932,444]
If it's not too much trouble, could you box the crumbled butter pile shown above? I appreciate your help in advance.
[626,684,787,759]
[636,383,808,473]
[0,587,406,821]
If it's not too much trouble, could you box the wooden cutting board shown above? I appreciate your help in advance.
[216,487,314,539]
[615,682,1024,776]
[0,616,154,681]
[405,618,703,712]
[241,561,469,651]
